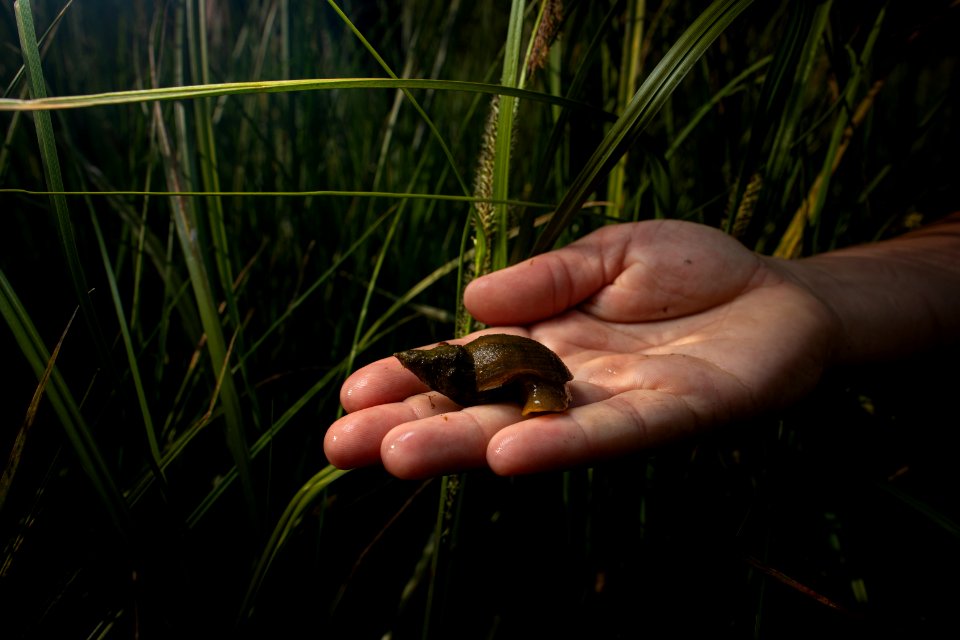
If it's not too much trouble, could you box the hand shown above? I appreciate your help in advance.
[324,220,837,478]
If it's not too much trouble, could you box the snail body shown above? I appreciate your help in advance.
[394,334,572,416]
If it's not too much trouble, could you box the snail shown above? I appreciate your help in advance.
[394,334,573,416]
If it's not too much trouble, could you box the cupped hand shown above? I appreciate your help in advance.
[324,219,838,478]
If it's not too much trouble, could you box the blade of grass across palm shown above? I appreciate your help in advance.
[0,307,75,513]
[238,464,349,625]
[0,269,129,538]
[14,0,111,369]
[531,0,756,255]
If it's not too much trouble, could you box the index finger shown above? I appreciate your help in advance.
[339,355,424,413]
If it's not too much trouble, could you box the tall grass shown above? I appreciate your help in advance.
[1,0,958,636]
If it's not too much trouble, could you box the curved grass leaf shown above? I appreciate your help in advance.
[531,0,756,255]
[238,464,350,624]
[0,78,613,122]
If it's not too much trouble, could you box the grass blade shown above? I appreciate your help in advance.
[151,97,258,526]
[490,0,526,270]
[532,0,756,254]
[0,269,129,537]
[88,206,165,483]
[238,464,349,624]
[0,307,76,513]
[14,0,110,367]
[775,4,887,257]
[0,77,612,121]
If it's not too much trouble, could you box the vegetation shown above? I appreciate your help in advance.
[1,0,958,636]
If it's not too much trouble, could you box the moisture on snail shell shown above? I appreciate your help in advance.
[394,334,572,416]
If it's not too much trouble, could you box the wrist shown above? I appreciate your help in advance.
[763,219,960,366]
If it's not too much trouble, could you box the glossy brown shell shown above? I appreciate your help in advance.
[394,334,572,415]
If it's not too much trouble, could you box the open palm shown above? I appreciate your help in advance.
[324,220,836,478]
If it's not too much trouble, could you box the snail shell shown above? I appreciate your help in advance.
[394,334,572,416]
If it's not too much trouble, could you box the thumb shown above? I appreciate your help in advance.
[464,229,617,326]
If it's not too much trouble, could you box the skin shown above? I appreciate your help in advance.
[324,213,960,479]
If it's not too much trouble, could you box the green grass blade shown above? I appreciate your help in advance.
[0,186,554,206]
[0,307,75,513]
[490,0,526,270]
[185,0,238,341]
[151,99,258,526]
[327,0,470,199]
[238,464,350,624]
[606,0,645,220]
[184,361,347,526]
[14,0,109,367]
[238,208,395,369]
[88,206,165,481]
[737,0,830,247]
[0,268,129,537]
[809,5,886,250]
[513,0,624,261]
[531,0,756,255]
[0,0,72,183]
[774,3,886,257]
[0,77,612,120]
[665,55,772,160]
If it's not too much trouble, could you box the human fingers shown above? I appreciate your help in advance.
[484,390,698,475]
[326,398,525,477]
[485,350,761,475]
[463,226,620,325]
[324,391,461,470]
[465,220,763,326]
[338,355,427,413]
[328,376,613,478]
